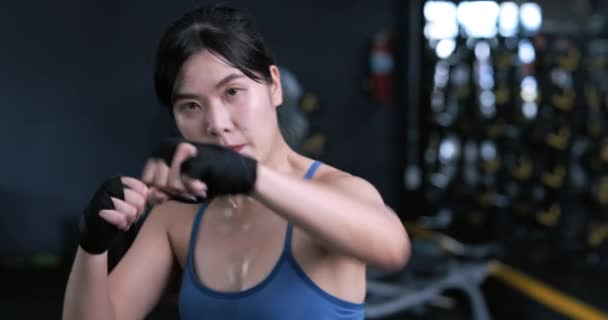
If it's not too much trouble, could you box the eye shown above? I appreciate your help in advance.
[176,101,200,112]
[226,88,241,97]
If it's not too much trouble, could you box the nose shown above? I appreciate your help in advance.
[205,103,233,137]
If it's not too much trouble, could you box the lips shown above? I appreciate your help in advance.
[228,144,245,152]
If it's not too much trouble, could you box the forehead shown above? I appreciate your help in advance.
[175,50,245,90]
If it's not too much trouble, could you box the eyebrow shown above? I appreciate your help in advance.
[171,73,246,104]
[215,73,246,89]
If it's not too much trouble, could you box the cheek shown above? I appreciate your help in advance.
[241,104,271,131]
[175,116,203,140]
[231,88,277,139]
[234,94,263,125]
[251,90,277,120]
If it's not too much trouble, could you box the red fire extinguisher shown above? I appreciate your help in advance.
[369,31,394,104]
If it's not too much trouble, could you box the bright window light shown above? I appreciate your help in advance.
[457,1,500,38]
[520,76,538,101]
[424,1,459,40]
[520,2,542,33]
[424,21,459,40]
[436,39,457,58]
[480,90,496,107]
[518,39,536,64]
[499,2,519,37]
[475,41,491,61]
[522,102,538,119]
[439,136,460,163]
[424,1,457,22]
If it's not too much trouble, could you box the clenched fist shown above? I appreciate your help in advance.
[79,177,148,254]
[142,138,257,204]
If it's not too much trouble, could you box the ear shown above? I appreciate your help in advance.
[268,65,283,108]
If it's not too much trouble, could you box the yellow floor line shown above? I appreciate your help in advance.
[488,260,608,320]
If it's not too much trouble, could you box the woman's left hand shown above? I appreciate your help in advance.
[141,138,258,204]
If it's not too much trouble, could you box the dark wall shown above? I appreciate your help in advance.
[0,0,403,255]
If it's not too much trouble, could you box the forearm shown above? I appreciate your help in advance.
[63,247,116,320]
[252,165,409,270]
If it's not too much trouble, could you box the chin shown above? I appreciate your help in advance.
[243,152,259,160]
[238,148,257,159]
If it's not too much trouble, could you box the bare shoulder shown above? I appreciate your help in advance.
[142,200,199,248]
[147,200,198,226]
[313,162,384,205]
[149,200,194,215]
[148,200,200,268]
[146,200,199,242]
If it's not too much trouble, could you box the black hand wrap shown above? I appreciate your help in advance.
[79,177,125,254]
[151,138,257,199]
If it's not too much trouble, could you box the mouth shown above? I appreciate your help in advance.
[228,144,246,152]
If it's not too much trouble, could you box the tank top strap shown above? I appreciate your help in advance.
[186,202,209,265]
[284,160,322,254]
[304,160,322,180]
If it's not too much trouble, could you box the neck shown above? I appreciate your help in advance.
[214,134,291,211]
[259,132,297,175]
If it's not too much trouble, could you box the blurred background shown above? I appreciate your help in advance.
[1,0,607,319]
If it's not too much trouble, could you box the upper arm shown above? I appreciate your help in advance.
[107,203,176,320]
[324,173,405,231]
[319,171,409,255]
[321,172,386,211]
[336,176,404,222]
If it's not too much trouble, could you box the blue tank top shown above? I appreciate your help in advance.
[178,161,365,319]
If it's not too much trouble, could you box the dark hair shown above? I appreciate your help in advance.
[154,5,276,108]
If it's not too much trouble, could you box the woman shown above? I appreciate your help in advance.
[63,5,410,320]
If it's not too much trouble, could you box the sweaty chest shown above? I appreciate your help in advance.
[168,201,367,304]
[197,210,289,292]
[170,202,295,292]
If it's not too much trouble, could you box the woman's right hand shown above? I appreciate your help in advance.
[79,176,149,254]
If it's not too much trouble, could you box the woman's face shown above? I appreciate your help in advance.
[171,50,282,161]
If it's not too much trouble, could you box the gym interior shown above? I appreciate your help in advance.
[1,1,607,319]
